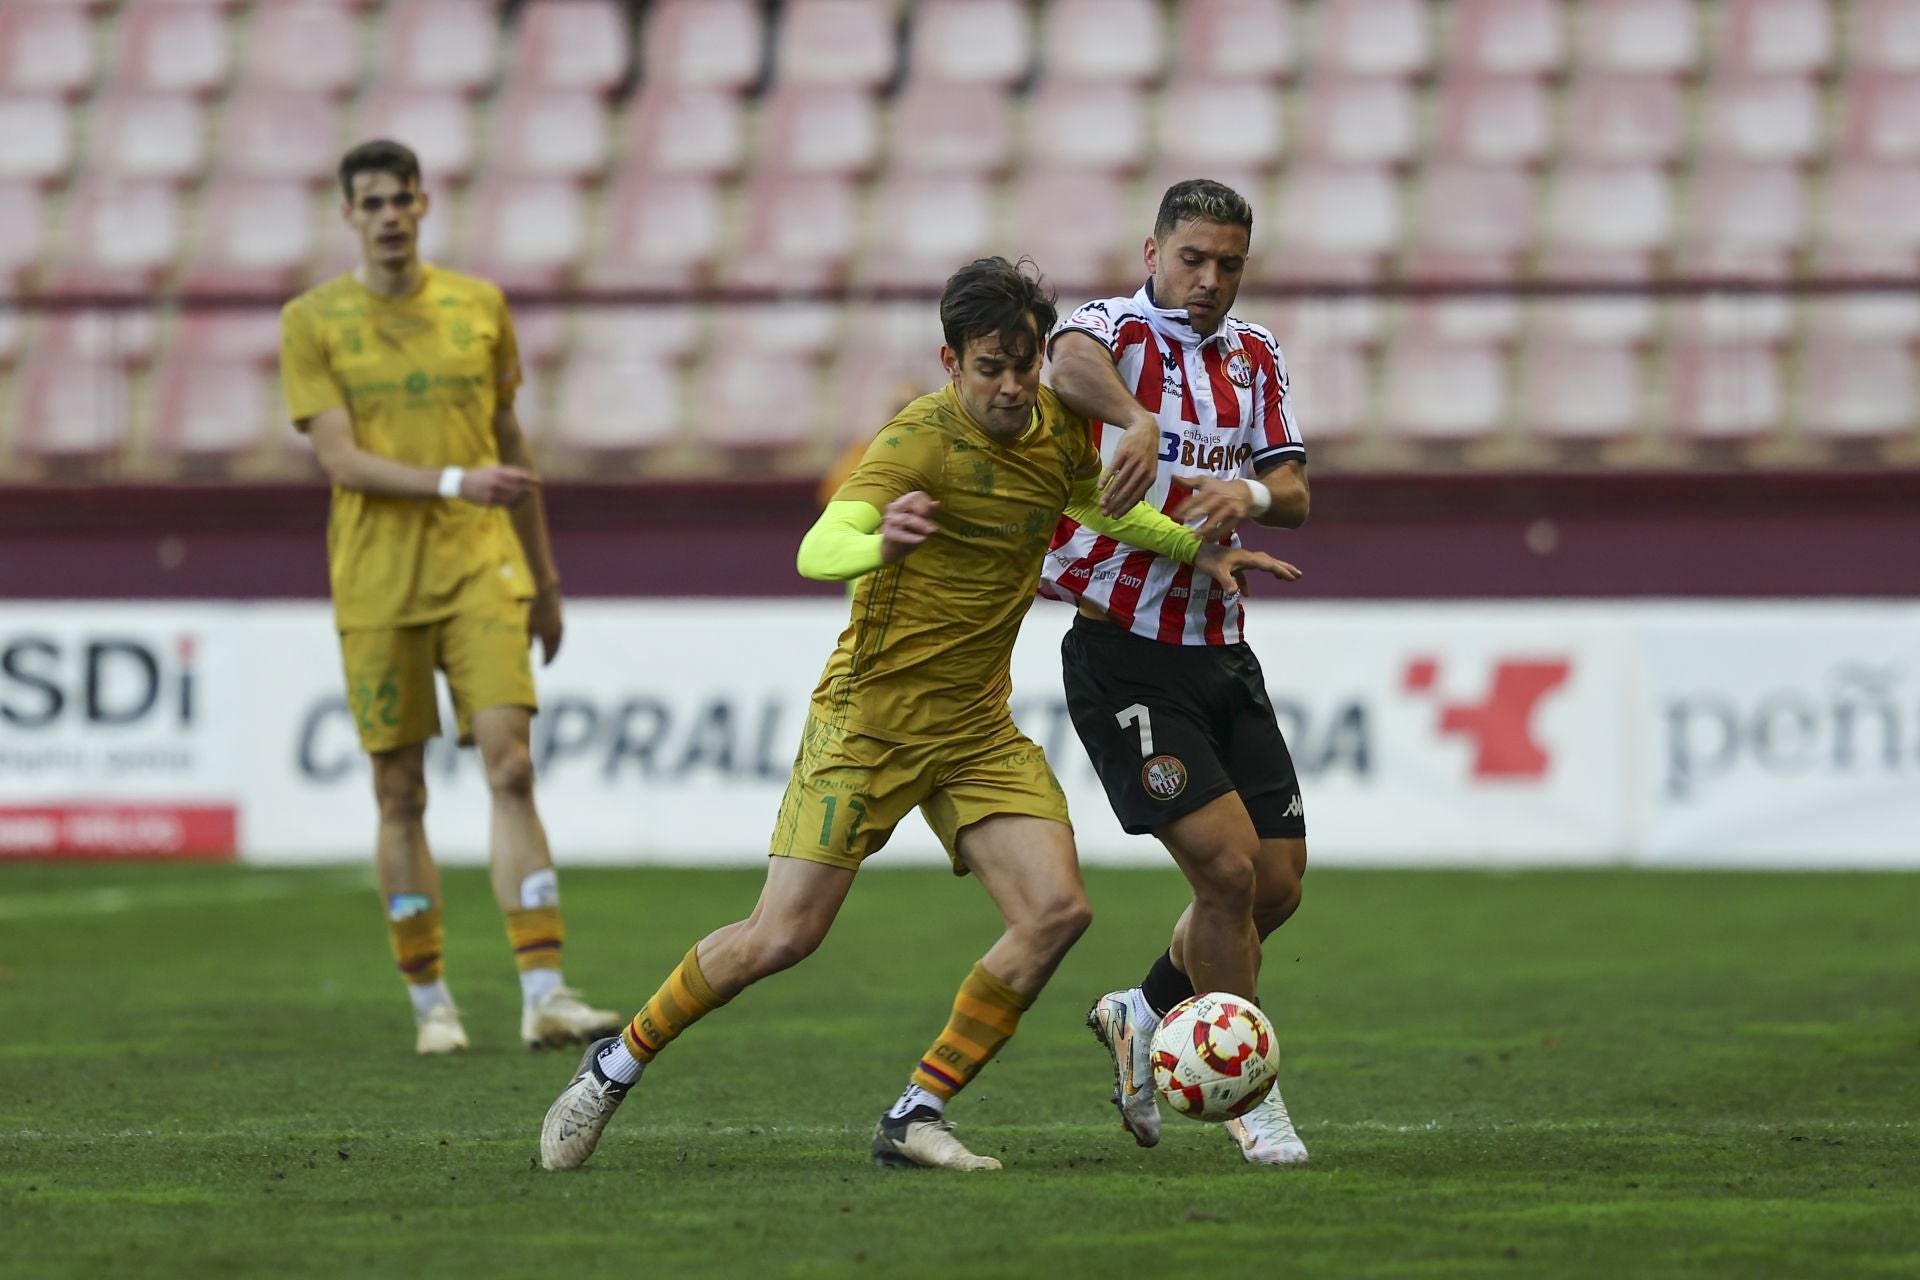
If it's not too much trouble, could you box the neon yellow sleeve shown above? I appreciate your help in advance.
[796,499,887,581]
[1064,476,1202,565]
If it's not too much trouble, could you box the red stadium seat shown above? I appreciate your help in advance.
[1410,164,1536,263]
[723,174,860,289]
[1271,336,1366,439]
[1820,164,1920,264]
[115,4,230,94]
[907,0,1030,86]
[1837,74,1920,162]
[1024,81,1148,173]
[622,87,746,178]
[774,0,895,89]
[889,82,1014,174]
[1266,164,1402,283]
[1431,74,1552,165]
[490,89,611,180]
[550,352,682,458]
[1576,0,1699,75]
[242,2,361,96]
[1544,164,1671,259]
[0,5,93,96]
[1173,0,1294,82]
[583,175,723,289]
[0,94,73,185]
[1403,291,1522,346]
[1716,0,1832,76]
[1314,0,1430,77]
[0,181,46,292]
[464,177,588,291]
[1530,253,1658,344]
[354,90,476,185]
[1448,0,1564,76]
[172,309,284,365]
[50,180,184,296]
[148,345,277,463]
[1517,341,1643,439]
[1849,0,1920,72]
[1800,250,1920,341]
[219,91,339,185]
[182,177,315,293]
[1793,342,1917,440]
[1007,169,1130,288]
[1039,0,1164,84]
[510,0,628,92]
[642,0,763,91]
[1563,73,1684,163]
[1667,293,1794,349]
[1678,163,1805,279]
[378,0,500,94]
[858,174,995,288]
[1380,338,1507,439]
[715,303,841,362]
[1296,75,1415,165]
[1154,81,1284,173]
[695,350,820,452]
[571,305,703,367]
[9,336,138,464]
[1664,343,1785,439]
[87,92,206,183]
[834,303,946,443]
[1699,76,1820,164]
[758,86,881,176]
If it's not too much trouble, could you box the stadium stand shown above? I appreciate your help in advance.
[0,0,1913,482]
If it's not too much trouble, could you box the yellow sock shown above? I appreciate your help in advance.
[621,945,730,1064]
[505,906,564,973]
[389,906,444,985]
[911,963,1033,1101]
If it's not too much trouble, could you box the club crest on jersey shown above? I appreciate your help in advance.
[1225,350,1254,388]
[1141,754,1189,800]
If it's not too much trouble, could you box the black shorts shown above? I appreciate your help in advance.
[1061,614,1306,839]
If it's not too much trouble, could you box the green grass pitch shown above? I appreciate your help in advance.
[2,862,1916,1279]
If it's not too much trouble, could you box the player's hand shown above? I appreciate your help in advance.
[879,491,940,563]
[1193,544,1302,598]
[1098,418,1161,516]
[461,466,536,506]
[1173,474,1257,542]
[528,586,563,665]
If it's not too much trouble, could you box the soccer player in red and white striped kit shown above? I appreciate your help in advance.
[1043,179,1311,1164]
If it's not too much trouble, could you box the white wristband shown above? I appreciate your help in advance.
[438,466,465,500]
[1241,476,1272,516]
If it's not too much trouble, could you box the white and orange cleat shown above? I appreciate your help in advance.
[1225,1083,1310,1165]
[1087,989,1161,1147]
[415,1002,470,1055]
[521,986,625,1050]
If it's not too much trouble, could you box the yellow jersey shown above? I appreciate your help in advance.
[815,383,1101,744]
[280,266,532,631]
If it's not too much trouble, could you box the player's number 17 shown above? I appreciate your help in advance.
[818,795,869,849]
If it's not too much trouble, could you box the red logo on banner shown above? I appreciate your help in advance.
[1404,658,1571,779]
[0,806,237,859]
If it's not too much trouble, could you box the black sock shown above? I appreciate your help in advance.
[1139,949,1195,1019]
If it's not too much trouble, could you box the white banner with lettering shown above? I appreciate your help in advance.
[4,601,1916,866]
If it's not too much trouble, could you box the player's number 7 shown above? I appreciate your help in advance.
[1116,703,1153,757]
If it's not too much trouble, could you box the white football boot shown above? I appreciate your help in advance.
[871,1108,1001,1171]
[1225,1082,1310,1165]
[521,985,626,1050]
[415,1002,469,1055]
[540,1037,636,1170]
[1086,989,1161,1147]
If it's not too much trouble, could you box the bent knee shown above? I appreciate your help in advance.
[372,767,427,823]
[1188,846,1260,909]
[746,922,827,976]
[484,745,536,798]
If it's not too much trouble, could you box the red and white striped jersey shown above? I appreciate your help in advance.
[1039,284,1306,646]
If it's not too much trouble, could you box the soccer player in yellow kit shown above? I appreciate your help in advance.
[538,257,1301,1172]
[281,140,621,1055]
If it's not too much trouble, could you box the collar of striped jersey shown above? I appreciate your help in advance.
[1137,280,1236,351]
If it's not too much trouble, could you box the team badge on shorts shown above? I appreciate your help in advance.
[1141,754,1189,800]
[1224,350,1254,388]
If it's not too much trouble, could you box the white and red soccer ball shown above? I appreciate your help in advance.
[1149,992,1280,1122]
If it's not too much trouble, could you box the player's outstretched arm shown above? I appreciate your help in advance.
[1193,545,1303,599]
[1050,331,1161,517]
[1065,476,1201,565]
[1171,459,1309,541]
[796,492,940,582]
[302,407,534,505]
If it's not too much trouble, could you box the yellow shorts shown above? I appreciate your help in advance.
[769,712,1073,874]
[338,597,537,754]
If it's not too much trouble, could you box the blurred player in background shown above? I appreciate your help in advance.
[1043,179,1314,1164]
[280,140,622,1055]
[539,256,1300,1173]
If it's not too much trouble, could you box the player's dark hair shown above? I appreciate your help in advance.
[338,139,422,201]
[939,256,1057,366]
[1154,178,1254,241]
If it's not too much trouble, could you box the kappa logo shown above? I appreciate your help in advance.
[1403,657,1571,779]
[1281,794,1303,819]
[1141,754,1188,800]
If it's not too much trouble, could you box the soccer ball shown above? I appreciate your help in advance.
[1149,991,1279,1122]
